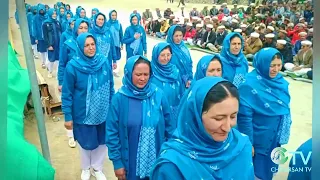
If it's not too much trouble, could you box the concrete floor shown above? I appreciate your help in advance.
[9,0,312,179]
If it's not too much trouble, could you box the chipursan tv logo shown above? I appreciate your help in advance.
[271,147,288,165]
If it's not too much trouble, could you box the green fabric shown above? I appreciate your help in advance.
[6,42,55,180]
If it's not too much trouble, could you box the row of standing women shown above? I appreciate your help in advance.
[60,12,292,179]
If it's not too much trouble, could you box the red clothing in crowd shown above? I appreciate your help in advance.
[184,28,196,40]
[217,13,224,21]
[287,25,307,45]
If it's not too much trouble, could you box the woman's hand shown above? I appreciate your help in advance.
[186,80,191,88]
[48,46,54,50]
[114,168,126,180]
[252,146,255,157]
[64,121,73,130]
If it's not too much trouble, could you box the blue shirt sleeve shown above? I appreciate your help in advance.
[151,162,184,180]
[237,89,254,143]
[106,93,125,170]
[119,24,124,46]
[161,95,175,139]
[141,27,147,54]
[61,64,76,122]
[58,43,69,86]
[122,27,135,45]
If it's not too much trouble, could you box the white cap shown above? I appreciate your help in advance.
[299,17,305,21]
[309,28,313,33]
[222,17,228,21]
[255,26,260,30]
[277,40,287,45]
[240,24,247,28]
[178,20,184,25]
[267,26,275,31]
[170,14,175,17]
[301,40,312,46]
[272,1,277,3]
[288,23,294,27]
[251,32,260,38]
[255,13,262,17]
[299,31,307,36]
[234,29,242,33]
[173,18,179,21]
[145,21,149,24]
[222,2,227,5]
[161,17,166,21]
[204,16,210,19]
[186,22,193,26]
[232,19,239,23]
[192,16,199,20]
[265,33,275,38]
[217,25,225,29]
[196,23,203,28]
[147,18,152,21]
[206,24,213,28]
[212,16,218,20]
[250,3,255,6]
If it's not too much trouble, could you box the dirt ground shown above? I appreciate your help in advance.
[9,0,312,179]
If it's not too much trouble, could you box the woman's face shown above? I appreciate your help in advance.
[131,16,138,25]
[111,11,117,20]
[132,63,150,89]
[173,31,183,44]
[60,8,65,15]
[66,5,70,10]
[269,57,282,78]
[230,36,242,55]
[158,48,172,65]
[52,11,57,19]
[66,14,71,19]
[92,10,97,16]
[80,10,86,17]
[202,96,238,142]
[77,22,89,35]
[83,37,96,57]
[70,21,75,29]
[206,60,222,77]
[96,15,105,27]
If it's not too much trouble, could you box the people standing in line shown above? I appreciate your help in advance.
[151,42,185,124]
[107,10,124,77]
[220,32,248,87]
[166,25,193,89]
[123,13,147,60]
[42,8,62,78]
[237,48,292,180]
[33,4,48,69]
[62,33,114,180]
[90,12,117,71]
[106,55,174,180]
[151,77,254,179]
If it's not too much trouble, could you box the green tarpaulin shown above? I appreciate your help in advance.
[6,42,55,180]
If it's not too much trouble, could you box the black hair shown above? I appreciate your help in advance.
[211,57,223,70]
[202,81,239,113]
[272,53,282,60]
[174,26,184,35]
[133,57,152,74]
[162,45,172,53]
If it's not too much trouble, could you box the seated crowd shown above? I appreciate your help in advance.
[141,0,313,79]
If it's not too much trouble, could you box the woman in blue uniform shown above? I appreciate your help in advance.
[107,10,124,77]
[42,8,62,78]
[62,33,114,180]
[151,42,185,123]
[237,48,292,180]
[33,4,48,69]
[106,55,174,180]
[151,77,254,179]
[27,6,38,59]
[194,54,224,81]
[90,8,99,27]
[58,18,89,91]
[123,14,147,60]
[166,25,193,89]
[90,12,117,71]
[220,32,248,87]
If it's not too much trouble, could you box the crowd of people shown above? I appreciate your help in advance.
[15,1,312,180]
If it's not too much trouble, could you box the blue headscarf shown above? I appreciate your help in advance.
[220,32,248,87]
[129,13,142,32]
[151,77,252,179]
[65,18,75,38]
[194,54,224,81]
[69,33,111,125]
[58,6,66,20]
[65,18,89,51]
[166,25,193,84]
[43,8,57,23]
[91,8,99,19]
[238,47,291,144]
[129,13,143,55]
[119,55,162,178]
[107,10,121,47]
[56,2,63,8]
[92,12,108,34]
[151,42,179,82]
[37,4,47,21]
